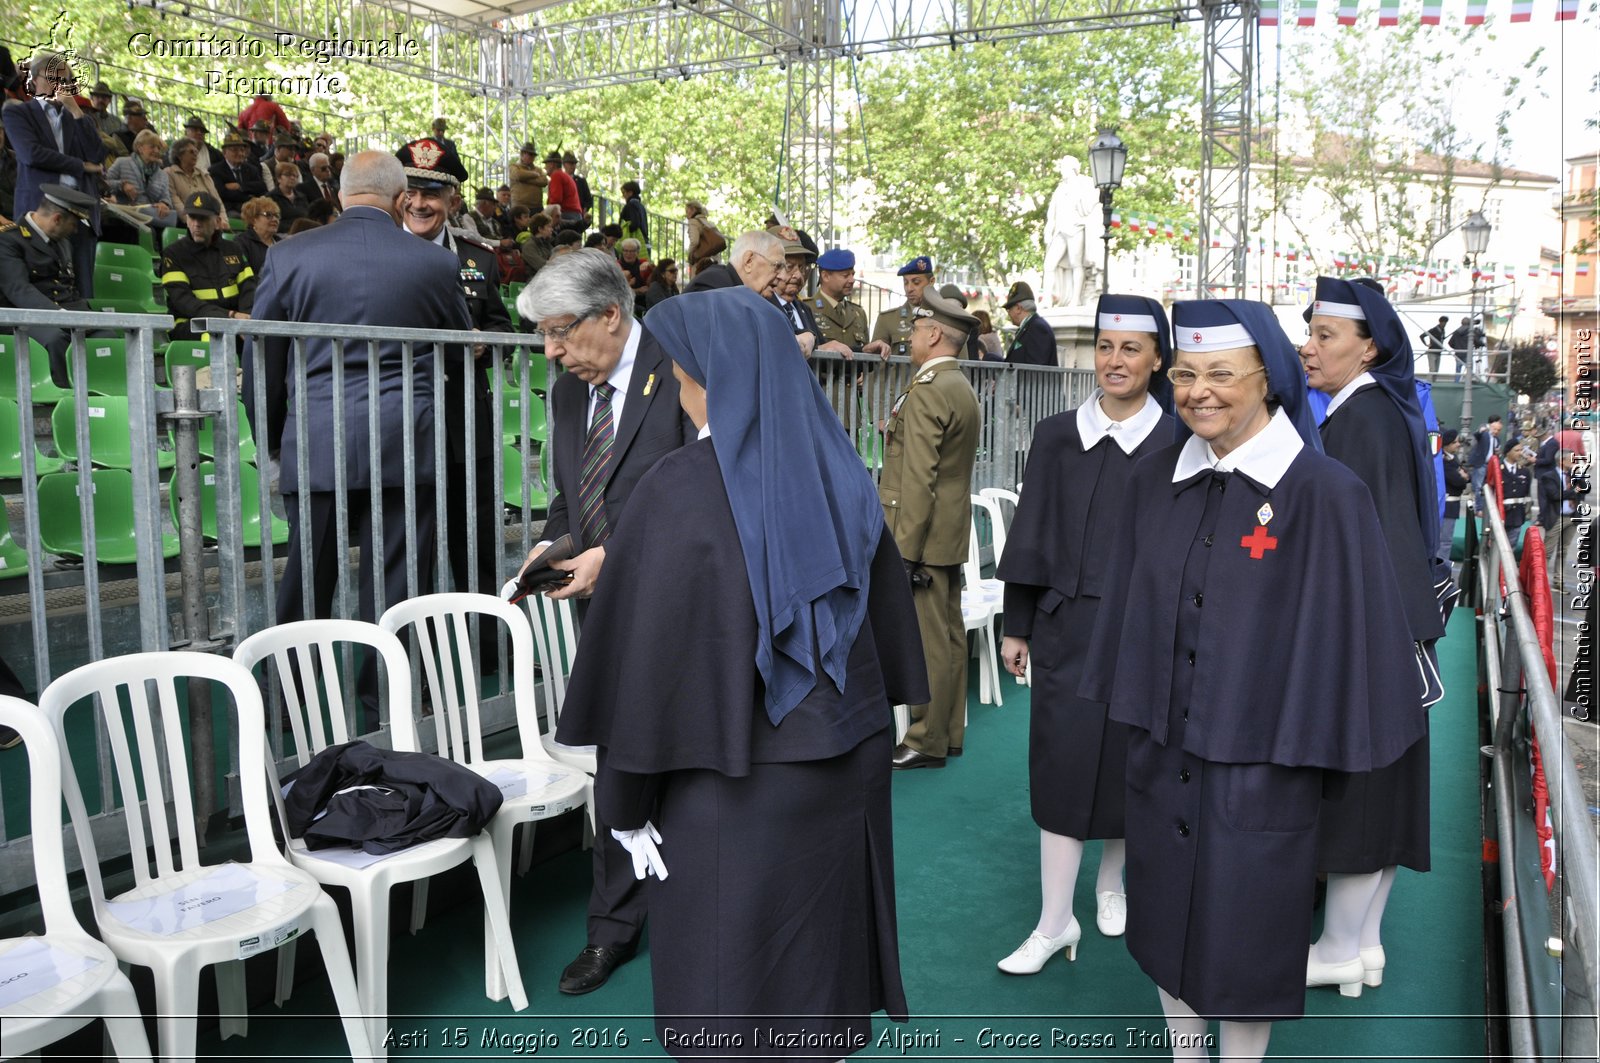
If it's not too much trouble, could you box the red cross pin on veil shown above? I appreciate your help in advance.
[1241,502,1277,559]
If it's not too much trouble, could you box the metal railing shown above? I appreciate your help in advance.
[1476,484,1600,1060]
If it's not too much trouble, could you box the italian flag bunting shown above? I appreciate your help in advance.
[1421,0,1443,24]
[1379,0,1400,25]
[1558,0,1577,19]
[1510,0,1533,20]
[1465,0,1487,24]
[1298,0,1318,25]
[1110,209,1122,229]
[1260,0,1281,25]
[1579,262,1593,277]
[1337,0,1358,25]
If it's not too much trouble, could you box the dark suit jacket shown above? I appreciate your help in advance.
[209,157,268,212]
[772,295,823,345]
[245,206,473,495]
[1007,312,1057,365]
[440,227,513,465]
[543,324,697,544]
[2,97,105,232]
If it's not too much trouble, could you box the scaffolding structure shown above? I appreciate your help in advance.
[133,0,1255,294]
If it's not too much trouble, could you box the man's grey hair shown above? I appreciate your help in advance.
[618,238,641,252]
[933,321,966,353]
[519,248,635,323]
[308,152,330,168]
[730,230,782,273]
[338,151,404,199]
[1015,298,1037,313]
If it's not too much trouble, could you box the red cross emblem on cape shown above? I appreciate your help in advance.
[1192,331,1203,342]
[1240,525,1278,559]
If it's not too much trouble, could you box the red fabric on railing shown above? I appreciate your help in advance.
[1518,525,1558,892]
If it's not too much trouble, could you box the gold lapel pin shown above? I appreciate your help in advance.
[643,372,656,396]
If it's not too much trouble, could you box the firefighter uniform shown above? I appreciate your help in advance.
[160,193,255,339]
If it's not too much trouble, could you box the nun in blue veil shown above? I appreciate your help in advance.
[1079,299,1423,1061]
[553,285,928,1060]
[1300,275,1455,997]
[992,293,1177,977]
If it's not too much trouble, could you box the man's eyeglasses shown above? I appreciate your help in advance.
[541,317,588,342]
[1167,366,1266,388]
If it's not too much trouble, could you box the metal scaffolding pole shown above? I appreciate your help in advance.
[1197,0,1254,297]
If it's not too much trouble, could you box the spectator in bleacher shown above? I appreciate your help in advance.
[582,232,605,250]
[642,257,678,311]
[520,212,556,276]
[236,195,280,273]
[106,129,175,229]
[617,238,651,304]
[467,186,501,240]
[684,230,784,295]
[305,153,340,215]
[545,150,582,229]
[2,50,106,298]
[551,229,581,257]
[174,116,216,172]
[564,151,592,220]
[210,131,268,215]
[116,100,152,154]
[245,119,274,162]
[165,139,225,222]
[684,199,722,276]
[330,151,345,182]
[508,142,547,210]
[237,92,290,135]
[618,180,648,249]
[160,190,255,340]
[270,161,309,228]
[427,118,469,183]
[495,183,511,218]
[86,81,127,157]
[599,223,622,254]
[286,217,320,235]
[0,183,98,384]
[261,135,297,189]
[0,123,16,221]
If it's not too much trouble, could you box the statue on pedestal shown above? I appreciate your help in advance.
[1042,156,1097,308]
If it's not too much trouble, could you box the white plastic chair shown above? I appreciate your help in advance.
[0,696,154,1062]
[35,653,373,1063]
[521,594,595,839]
[378,593,588,1001]
[962,498,1004,706]
[980,487,1032,686]
[232,619,529,1053]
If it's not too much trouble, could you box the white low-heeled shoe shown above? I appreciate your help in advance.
[1095,891,1127,937]
[997,920,1080,975]
[1360,944,1385,987]
[1306,947,1365,998]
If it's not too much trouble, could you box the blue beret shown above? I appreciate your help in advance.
[816,248,856,271]
[897,255,933,276]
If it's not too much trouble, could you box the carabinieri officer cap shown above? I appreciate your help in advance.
[38,183,96,220]
[396,138,460,189]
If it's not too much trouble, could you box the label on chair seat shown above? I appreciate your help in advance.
[0,938,101,1008]
[237,919,300,960]
[105,863,295,937]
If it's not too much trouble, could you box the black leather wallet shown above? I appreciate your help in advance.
[503,534,576,604]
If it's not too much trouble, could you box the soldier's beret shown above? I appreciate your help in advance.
[817,249,855,271]
[896,255,933,276]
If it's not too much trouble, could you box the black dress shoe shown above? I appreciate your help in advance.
[891,743,946,770]
[558,943,636,995]
[947,745,963,757]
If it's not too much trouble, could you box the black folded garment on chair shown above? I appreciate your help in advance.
[502,534,576,604]
[281,740,504,854]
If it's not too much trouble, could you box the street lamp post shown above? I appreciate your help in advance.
[1460,209,1492,442]
[1088,128,1127,296]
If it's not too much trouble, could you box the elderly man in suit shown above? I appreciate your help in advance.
[880,288,982,770]
[246,150,472,707]
[514,248,697,995]
[1,50,106,298]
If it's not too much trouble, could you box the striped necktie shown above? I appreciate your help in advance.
[576,382,616,548]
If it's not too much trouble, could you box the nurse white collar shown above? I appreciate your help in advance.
[1321,370,1376,420]
[1077,390,1164,455]
[1171,407,1304,488]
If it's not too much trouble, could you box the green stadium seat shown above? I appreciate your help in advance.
[137,228,157,255]
[90,265,164,315]
[0,397,65,477]
[95,242,158,275]
[68,336,169,397]
[0,502,28,579]
[52,396,176,470]
[191,401,258,464]
[0,334,70,404]
[37,469,180,564]
[163,340,210,383]
[171,460,288,547]
[502,443,547,512]
[501,392,547,443]
[161,227,186,250]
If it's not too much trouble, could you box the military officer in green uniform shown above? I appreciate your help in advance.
[0,183,98,386]
[871,254,936,358]
[879,287,981,770]
[813,248,885,353]
[160,191,256,339]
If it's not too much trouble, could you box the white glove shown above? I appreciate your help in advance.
[611,821,668,881]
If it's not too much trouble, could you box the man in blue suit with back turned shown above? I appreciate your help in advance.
[246,150,472,708]
[1,49,106,298]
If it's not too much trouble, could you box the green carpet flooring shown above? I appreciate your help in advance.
[58,611,1485,1060]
